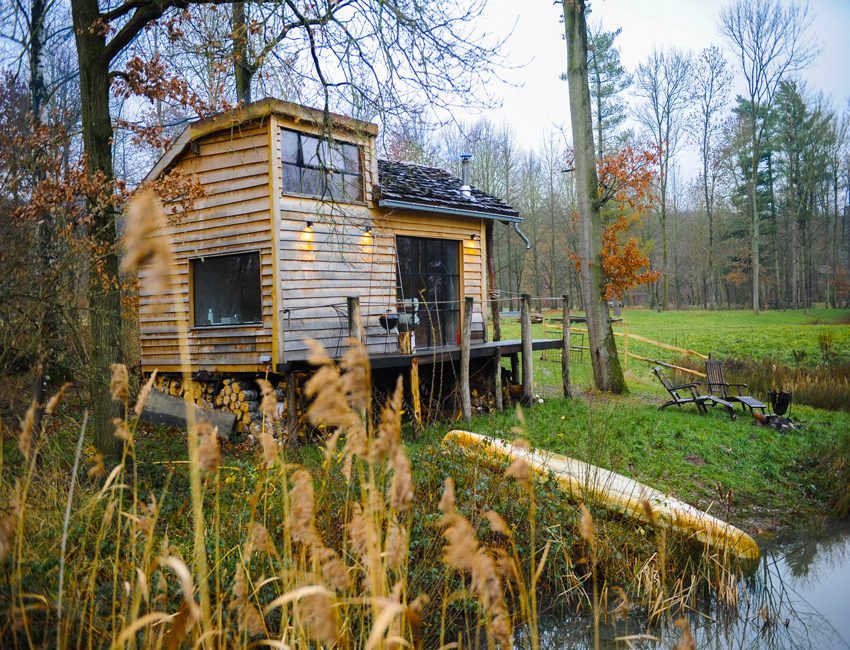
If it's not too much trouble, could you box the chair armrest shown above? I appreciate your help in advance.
[726,382,747,395]
[672,382,700,390]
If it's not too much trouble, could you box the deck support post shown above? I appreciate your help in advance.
[562,294,571,398]
[492,348,503,412]
[520,293,534,405]
[347,296,364,345]
[286,371,298,443]
[510,354,519,386]
[460,296,473,420]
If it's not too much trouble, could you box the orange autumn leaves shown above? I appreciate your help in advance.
[570,145,661,300]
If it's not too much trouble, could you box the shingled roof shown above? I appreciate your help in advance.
[376,160,521,222]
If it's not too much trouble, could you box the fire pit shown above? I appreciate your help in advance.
[757,390,796,431]
[768,390,793,416]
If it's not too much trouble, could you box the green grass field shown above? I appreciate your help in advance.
[495,307,850,396]
[474,307,850,527]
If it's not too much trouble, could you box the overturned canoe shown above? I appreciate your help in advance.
[443,430,760,562]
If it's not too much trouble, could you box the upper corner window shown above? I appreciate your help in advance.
[281,129,363,202]
[192,252,262,327]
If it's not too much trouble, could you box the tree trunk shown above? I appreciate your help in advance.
[703,132,716,308]
[28,0,53,449]
[72,0,124,460]
[766,152,780,308]
[233,2,253,103]
[750,125,761,314]
[562,0,625,394]
[660,196,668,310]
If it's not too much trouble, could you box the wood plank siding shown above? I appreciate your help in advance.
[270,115,488,363]
[139,120,275,373]
[140,102,493,373]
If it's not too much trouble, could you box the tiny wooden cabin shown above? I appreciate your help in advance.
[140,99,525,383]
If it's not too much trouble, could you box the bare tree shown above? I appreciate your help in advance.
[720,0,818,314]
[560,0,625,393]
[689,45,732,308]
[634,47,692,310]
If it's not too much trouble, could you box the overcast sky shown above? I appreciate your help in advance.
[463,0,850,176]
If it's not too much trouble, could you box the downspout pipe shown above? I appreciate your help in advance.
[512,221,531,249]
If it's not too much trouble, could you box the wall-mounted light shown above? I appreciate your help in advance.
[470,233,478,241]
[364,225,372,235]
[305,220,314,231]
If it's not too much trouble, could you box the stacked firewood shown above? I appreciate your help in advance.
[152,374,307,437]
[154,376,216,409]
[214,379,260,431]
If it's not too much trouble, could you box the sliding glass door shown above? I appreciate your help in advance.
[395,236,460,348]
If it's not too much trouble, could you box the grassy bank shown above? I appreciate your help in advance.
[2,371,715,648]
[2,308,848,647]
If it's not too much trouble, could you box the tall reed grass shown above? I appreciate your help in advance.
[0,192,734,648]
[712,358,850,413]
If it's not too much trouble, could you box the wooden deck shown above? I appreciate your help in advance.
[276,338,564,372]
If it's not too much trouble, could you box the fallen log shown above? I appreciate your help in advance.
[140,390,234,439]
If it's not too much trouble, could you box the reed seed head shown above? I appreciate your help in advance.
[315,545,352,591]
[484,510,511,536]
[256,378,277,422]
[121,190,174,294]
[112,417,131,442]
[439,477,456,515]
[295,588,340,647]
[87,452,106,478]
[290,470,318,548]
[110,363,129,404]
[579,504,597,554]
[18,400,37,457]
[340,340,370,412]
[134,371,156,416]
[196,422,220,473]
[45,382,72,415]
[388,448,413,512]
[258,431,278,468]
[384,518,408,570]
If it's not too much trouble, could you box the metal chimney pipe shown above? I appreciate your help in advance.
[460,152,472,198]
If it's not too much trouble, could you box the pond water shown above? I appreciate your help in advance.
[533,520,850,649]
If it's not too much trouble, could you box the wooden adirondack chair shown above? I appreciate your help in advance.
[653,367,735,417]
[704,358,767,416]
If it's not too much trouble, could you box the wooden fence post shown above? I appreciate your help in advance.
[461,296,473,420]
[347,296,364,345]
[562,294,571,398]
[520,293,533,405]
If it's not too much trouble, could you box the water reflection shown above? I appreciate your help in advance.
[533,521,850,649]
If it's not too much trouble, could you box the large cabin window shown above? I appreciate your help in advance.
[192,252,262,327]
[281,129,363,202]
[396,236,460,348]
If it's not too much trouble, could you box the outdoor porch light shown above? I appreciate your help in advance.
[305,220,314,231]
[470,233,478,241]
[364,224,372,235]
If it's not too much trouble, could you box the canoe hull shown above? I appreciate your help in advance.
[444,430,760,562]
